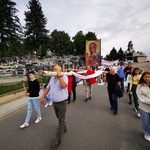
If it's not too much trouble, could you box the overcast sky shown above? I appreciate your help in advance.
[14,0,150,59]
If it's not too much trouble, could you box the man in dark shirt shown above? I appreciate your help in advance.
[124,62,132,81]
[104,67,121,114]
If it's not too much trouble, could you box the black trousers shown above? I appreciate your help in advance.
[72,86,76,100]
[53,100,67,142]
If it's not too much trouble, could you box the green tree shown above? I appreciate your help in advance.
[37,45,42,57]
[24,0,49,56]
[72,31,98,56]
[85,31,97,41]
[0,0,23,57]
[108,47,118,60]
[118,47,124,61]
[72,31,86,55]
[49,29,72,56]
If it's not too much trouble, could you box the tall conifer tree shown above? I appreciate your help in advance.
[24,0,49,56]
[0,0,22,57]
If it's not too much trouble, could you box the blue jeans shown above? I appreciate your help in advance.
[45,90,52,103]
[107,88,118,112]
[120,78,124,91]
[140,109,150,136]
[25,97,41,123]
[45,97,52,103]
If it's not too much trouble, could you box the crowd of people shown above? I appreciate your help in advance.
[101,62,143,117]
[19,62,150,148]
[100,62,150,142]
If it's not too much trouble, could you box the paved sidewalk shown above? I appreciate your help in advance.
[0,96,27,119]
[0,90,43,119]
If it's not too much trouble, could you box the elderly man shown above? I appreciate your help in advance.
[104,67,121,115]
[40,65,68,148]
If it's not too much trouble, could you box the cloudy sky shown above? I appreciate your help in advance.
[14,0,150,59]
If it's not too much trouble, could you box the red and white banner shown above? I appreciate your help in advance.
[71,70,103,80]
[101,59,119,66]
[42,70,104,80]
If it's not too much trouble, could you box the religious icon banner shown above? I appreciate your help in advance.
[85,40,101,67]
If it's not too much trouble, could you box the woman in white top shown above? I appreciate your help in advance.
[136,71,150,142]
[126,71,133,105]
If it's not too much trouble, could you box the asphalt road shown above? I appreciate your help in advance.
[0,84,150,150]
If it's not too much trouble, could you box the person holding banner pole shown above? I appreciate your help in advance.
[84,65,96,102]
[40,65,68,148]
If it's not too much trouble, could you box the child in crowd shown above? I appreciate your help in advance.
[43,75,52,107]
[20,71,41,128]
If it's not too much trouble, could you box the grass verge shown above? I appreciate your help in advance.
[0,77,43,95]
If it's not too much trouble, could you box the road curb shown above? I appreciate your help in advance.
[0,89,25,105]
[0,103,27,120]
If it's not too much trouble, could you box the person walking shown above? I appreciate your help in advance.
[42,75,53,107]
[20,71,41,128]
[117,63,125,92]
[84,65,96,102]
[129,68,142,117]
[124,62,132,81]
[104,67,121,115]
[126,69,133,105]
[40,65,68,148]
[72,75,77,102]
[67,75,73,104]
[136,71,150,142]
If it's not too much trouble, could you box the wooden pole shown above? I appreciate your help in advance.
[22,80,26,92]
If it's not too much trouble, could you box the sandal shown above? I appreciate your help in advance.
[52,140,60,148]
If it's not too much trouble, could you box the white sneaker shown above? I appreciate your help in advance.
[49,101,53,106]
[35,117,42,124]
[20,123,29,129]
[137,113,141,118]
[144,135,150,142]
[134,108,138,112]
[44,103,49,108]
